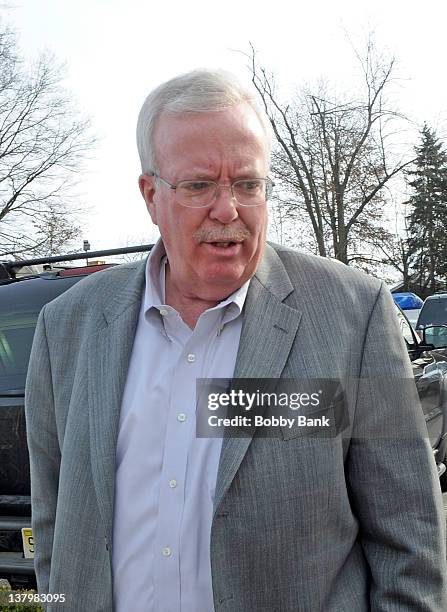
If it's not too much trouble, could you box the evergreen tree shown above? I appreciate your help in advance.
[406,124,447,296]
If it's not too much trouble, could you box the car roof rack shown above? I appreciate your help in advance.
[0,244,153,280]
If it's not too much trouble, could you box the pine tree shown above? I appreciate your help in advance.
[406,124,447,296]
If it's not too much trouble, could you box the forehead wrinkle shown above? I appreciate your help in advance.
[179,159,263,180]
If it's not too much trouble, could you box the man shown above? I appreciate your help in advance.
[25,69,447,611]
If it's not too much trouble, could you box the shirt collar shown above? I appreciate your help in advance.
[143,238,250,323]
[143,238,168,311]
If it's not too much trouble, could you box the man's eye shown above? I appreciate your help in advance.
[182,181,212,192]
[236,180,262,192]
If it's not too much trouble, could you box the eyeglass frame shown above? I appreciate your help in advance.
[149,172,274,208]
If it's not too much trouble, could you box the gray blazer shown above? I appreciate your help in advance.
[25,243,447,611]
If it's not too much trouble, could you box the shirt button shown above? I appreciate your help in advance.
[159,308,168,316]
[187,353,195,363]
[177,413,187,422]
[169,479,177,488]
[162,546,172,557]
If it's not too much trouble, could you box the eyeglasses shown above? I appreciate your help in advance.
[150,172,273,208]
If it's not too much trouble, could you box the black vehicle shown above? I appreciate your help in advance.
[0,246,151,589]
[0,258,446,589]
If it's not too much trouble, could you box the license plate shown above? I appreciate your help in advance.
[21,527,34,559]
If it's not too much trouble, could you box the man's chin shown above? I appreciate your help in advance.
[198,263,253,296]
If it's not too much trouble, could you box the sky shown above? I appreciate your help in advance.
[4,0,447,252]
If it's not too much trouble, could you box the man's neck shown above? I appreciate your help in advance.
[164,270,216,329]
[166,291,217,329]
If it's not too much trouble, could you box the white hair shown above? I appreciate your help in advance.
[136,69,273,173]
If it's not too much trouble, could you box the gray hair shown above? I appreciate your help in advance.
[136,69,272,173]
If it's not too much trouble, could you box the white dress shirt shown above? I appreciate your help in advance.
[112,240,248,612]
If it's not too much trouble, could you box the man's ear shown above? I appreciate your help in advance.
[138,174,158,225]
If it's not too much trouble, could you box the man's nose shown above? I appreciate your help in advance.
[208,184,239,224]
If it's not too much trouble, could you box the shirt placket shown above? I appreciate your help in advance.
[153,321,204,612]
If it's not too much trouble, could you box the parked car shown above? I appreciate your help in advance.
[0,246,151,590]
[0,255,446,589]
[395,303,447,480]
[416,292,447,332]
[392,292,424,329]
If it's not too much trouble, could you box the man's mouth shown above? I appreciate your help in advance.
[201,241,243,255]
[208,241,236,248]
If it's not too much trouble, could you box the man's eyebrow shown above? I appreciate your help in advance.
[181,169,262,180]
[185,174,215,180]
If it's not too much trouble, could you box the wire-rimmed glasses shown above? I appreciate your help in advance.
[151,173,273,208]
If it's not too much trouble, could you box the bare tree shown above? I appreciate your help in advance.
[27,205,81,257]
[0,24,94,257]
[115,233,157,262]
[248,39,414,266]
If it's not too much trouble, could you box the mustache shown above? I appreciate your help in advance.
[193,227,251,243]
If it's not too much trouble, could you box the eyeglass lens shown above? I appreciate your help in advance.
[175,179,271,207]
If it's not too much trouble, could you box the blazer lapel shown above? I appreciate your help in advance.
[214,244,302,513]
[88,260,146,543]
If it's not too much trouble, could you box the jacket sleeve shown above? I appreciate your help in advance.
[24,305,60,596]
[346,282,447,611]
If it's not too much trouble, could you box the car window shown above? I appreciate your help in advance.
[0,275,84,393]
[0,310,40,392]
[395,306,417,345]
[423,325,447,349]
[418,298,447,327]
